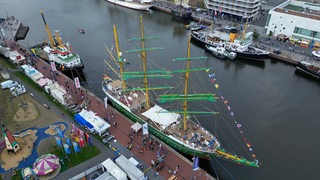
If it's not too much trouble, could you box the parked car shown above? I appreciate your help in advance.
[1,80,19,89]
[273,48,281,54]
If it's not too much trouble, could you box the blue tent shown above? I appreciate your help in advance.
[74,113,94,129]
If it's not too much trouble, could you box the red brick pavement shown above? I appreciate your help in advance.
[8,42,213,180]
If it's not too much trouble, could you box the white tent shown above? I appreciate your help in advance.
[131,122,142,133]
[142,105,180,130]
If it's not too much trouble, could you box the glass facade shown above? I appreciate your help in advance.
[294,27,320,39]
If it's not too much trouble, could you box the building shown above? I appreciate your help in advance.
[203,0,262,21]
[265,0,320,48]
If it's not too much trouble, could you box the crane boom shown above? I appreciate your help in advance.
[40,11,55,48]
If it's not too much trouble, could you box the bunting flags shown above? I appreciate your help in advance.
[192,156,199,171]
[72,141,80,153]
[206,68,259,164]
[55,136,62,147]
[63,143,71,154]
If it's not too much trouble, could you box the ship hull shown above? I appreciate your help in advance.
[105,91,212,158]
[105,0,152,11]
[296,61,320,79]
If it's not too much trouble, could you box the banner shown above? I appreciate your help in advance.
[72,141,80,152]
[74,77,81,89]
[142,123,148,135]
[50,62,56,71]
[192,156,199,171]
[104,97,108,109]
[55,136,62,147]
[63,144,71,154]
[58,130,64,138]
[66,137,71,146]
[79,138,85,148]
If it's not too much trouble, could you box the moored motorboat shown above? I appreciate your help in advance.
[312,50,320,61]
[185,22,207,31]
[296,60,320,79]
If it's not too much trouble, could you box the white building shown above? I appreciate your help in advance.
[265,0,320,47]
[203,0,262,21]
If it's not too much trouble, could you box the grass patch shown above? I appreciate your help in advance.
[51,144,100,172]
[11,170,22,180]
[0,57,18,69]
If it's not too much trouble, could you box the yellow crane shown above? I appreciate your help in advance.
[40,11,55,48]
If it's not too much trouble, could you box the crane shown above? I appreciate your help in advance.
[40,10,55,48]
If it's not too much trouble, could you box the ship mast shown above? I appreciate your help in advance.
[113,25,127,91]
[40,11,55,48]
[139,15,150,109]
[182,35,191,131]
[242,18,249,41]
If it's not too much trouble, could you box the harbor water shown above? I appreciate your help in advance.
[1,0,320,179]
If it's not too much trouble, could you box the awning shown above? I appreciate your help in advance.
[36,78,47,87]
[131,122,142,132]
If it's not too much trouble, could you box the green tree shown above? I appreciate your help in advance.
[253,30,260,41]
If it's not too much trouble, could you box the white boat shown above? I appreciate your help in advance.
[312,50,320,61]
[105,0,153,11]
[205,44,237,60]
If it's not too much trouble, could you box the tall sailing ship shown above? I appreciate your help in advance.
[31,11,84,77]
[102,15,259,167]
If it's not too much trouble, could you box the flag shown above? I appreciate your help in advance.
[58,130,64,138]
[55,136,62,147]
[50,62,56,71]
[192,156,199,171]
[66,137,71,146]
[64,143,71,154]
[103,75,112,80]
[72,123,76,132]
[84,132,89,142]
[230,112,234,117]
[75,136,79,142]
[224,100,229,104]
[104,97,108,109]
[74,77,81,89]
[227,106,231,111]
[215,84,219,89]
[142,123,149,135]
[79,138,85,148]
[72,141,80,152]
[80,129,84,138]
[88,136,92,146]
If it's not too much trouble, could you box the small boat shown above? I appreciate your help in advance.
[185,22,207,31]
[78,28,85,34]
[31,11,84,76]
[206,44,237,60]
[105,0,153,11]
[312,50,320,61]
[296,60,320,79]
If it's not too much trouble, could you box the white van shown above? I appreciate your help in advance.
[1,80,19,89]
